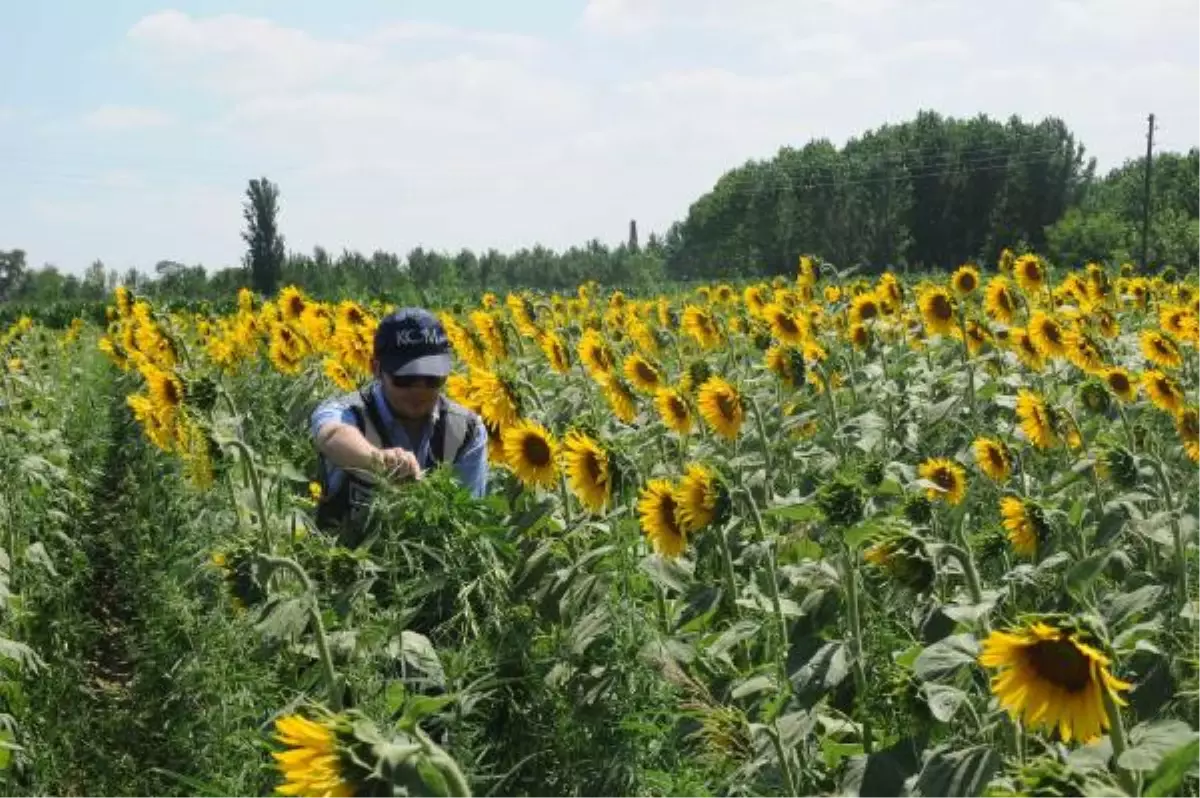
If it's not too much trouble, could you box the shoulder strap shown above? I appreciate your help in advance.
[358,384,394,449]
[431,397,479,465]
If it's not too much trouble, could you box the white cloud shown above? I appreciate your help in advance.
[82,105,174,131]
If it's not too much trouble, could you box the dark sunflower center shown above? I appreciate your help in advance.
[1108,373,1130,392]
[988,448,1006,471]
[658,494,682,534]
[998,290,1012,311]
[1153,338,1175,357]
[1025,637,1093,692]
[931,295,953,320]
[778,314,799,334]
[636,362,659,383]
[669,397,688,419]
[584,451,604,484]
[1043,323,1062,345]
[716,393,737,419]
[958,274,977,292]
[1023,264,1042,281]
[933,468,955,490]
[163,381,181,406]
[523,434,552,467]
[859,302,878,321]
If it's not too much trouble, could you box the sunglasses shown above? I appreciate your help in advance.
[387,374,446,390]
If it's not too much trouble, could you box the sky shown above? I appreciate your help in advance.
[2,0,1197,276]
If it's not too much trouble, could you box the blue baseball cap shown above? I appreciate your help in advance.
[374,308,453,378]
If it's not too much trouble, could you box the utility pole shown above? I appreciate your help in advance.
[1140,113,1155,271]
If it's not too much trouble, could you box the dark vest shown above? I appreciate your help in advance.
[315,385,479,544]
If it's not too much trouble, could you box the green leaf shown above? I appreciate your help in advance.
[568,607,611,656]
[840,737,924,798]
[1105,584,1165,629]
[765,502,821,522]
[639,554,693,595]
[824,642,851,689]
[1096,505,1130,546]
[401,694,457,729]
[1065,552,1108,594]
[398,631,445,688]
[913,745,1000,797]
[1118,720,1199,773]
[922,683,967,723]
[731,674,776,700]
[1145,739,1200,797]
[22,542,56,577]
[0,636,43,673]
[709,620,761,659]
[914,634,978,683]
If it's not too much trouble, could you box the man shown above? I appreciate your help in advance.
[310,308,488,539]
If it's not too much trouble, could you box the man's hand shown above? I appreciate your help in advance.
[376,447,423,481]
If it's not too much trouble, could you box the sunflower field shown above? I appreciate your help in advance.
[1,253,1198,797]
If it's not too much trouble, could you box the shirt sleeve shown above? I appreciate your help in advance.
[310,395,359,439]
[454,419,490,499]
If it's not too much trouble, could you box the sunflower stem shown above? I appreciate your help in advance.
[1147,456,1188,604]
[956,302,978,425]
[558,473,574,527]
[413,726,473,797]
[767,721,799,797]
[842,555,873,754]
[749,394,774,477]
[744,489,789,662]
[1102,685,1137,795]
[816,363,842,457]
[260,554,343,710]
[717,521,741,622]
[226,437,271,551]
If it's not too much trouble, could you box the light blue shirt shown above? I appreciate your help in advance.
[310,382,489,499]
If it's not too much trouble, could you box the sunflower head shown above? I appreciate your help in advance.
[864,533,934,594]
[655,386,694,435]
[676,462,730,533]
[1078,379,1111,415]
[902,494,933,525]
[696,376,744,440]
[972,437,1012,483]
[816,475,865,528]
[999,495,1050,558]
[562,429,612,513]
[638,479,687,558]
[951,264,981,295]
[1176,406,1199,463]
[978,618,1131,744]
[918,287,957,336]
[1098,444,1140,489]
[918,457,968,505]
[502,419,559,489]
[1014,254,1047,293]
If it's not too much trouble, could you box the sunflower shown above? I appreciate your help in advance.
[472,369,522,428]
[973,438,1011,482]
[1011,328,1046,372]
[502,419,559,489]
[951,264,981,296]
[682,305,722,350]
[918,287,957,336]
[278,286,308,323]
[623,353,664,394]
[562,430,612,512]
[978,621,1132,744]
[984,276,1018,324]
[999,496,1046,557]
[824,285,842,304]
[141,363,185,414]
[765,344,805,388]
[272,713,355,797]
[918,457,967,505]
[1142,370,1184,414]
[677,463,721,532]
[849,323,871,350]
[696,377,744,440]
[849,293,881,325]
[655,386,693,435]
[539,331,571,374]
[1176,406,1199,462]
[765,303,808,345]
[599,373,639,424]
[322,357,357,392]
[1017,389,1058,449]
[268,325,307,375]
[1064,329,1106,375]
[638,479,687,558]
[1159,304,1192,338]
[1028,312,1068,359]
[578,328,615,378]
[1013,254,1047,295]
[1140,330,1182,369]
[1103,367,1137,403]
[743,285,768,317]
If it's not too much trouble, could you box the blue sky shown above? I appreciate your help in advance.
[3,0,1197,275]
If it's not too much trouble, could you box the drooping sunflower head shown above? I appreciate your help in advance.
[918,287,957,336]
[599,372,639,424]
[863,532,934,594]
[1009,328,1046,372]
[1176,406,1199,463]
[623,352,664,395]
[676,462,728,533]
[272,712,355,798]
[951,264,981,296]
[655,386,693,435]
[638,479,687,558]
[1014,254,1047,294]
[765,344,805,388]
[1016,389,1058,449]
[999,495,1049,557]
[1078,379,1111,415]
[539,331,571,374]
[1028,311,1067,359]
[1142,369,1184,414]
[816,475,866,528]
[848,323,872,351]
[562,430,612,512]
[1097,444,1139,489]
[502,419,559,489]
[578,328,615,378]
[984,276,1017,324]
[978,619,1131,744]
[972,437,1012,482]
[696,376,744,440]
[680,359,713,397]
[473,368,523,428]
[1140,329,1182,369]
[141,362,186,413]
[918,457,968,505]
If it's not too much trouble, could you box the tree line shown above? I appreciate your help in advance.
[2,110,1196,313]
